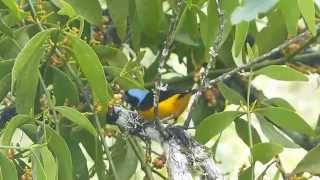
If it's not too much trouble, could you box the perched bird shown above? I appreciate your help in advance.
[125,88,192,120]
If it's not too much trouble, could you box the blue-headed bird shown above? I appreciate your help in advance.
[124,88,192,120]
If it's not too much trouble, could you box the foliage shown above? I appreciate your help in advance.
[0,0,320,179]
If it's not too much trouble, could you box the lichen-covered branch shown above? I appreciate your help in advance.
[110,107,222,180]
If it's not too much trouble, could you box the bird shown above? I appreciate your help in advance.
[124,88,193,121]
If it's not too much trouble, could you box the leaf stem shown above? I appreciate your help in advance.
[246,68,254,180]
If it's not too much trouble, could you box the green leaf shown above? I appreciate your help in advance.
[39,147,57,180]
[1,0,26,20]
[264,98,295,111]
[175,8,200,46]
[134,0,162,39]
[199,0,238,47]
[105,66,144,90]
[239,166,253,180]
[258,115,299,148]
[45,126,73,180]
[57,0,77,18]
[217,82,246,105]
[294,144,320,174]
[106,0,129,41]
[69,35,111,111]
[252,143,283,164]
[232,22,249,57]
[0,18,13,38]
[51,67,79,106]
[21,125,73,180]
[255,65,308,81]
[54,106,97,136]
[31,150,47,180]
[231,0,278,24]
[94,45,128,67]
[64,0,102,25]
[279,0,300,36]
[235,118,261,146]
[12,30,51,114]
[298,0,316,36]
[0,74,11,102]
[196,111,243,144]
[256,107,315,136]
[0,152,17,180]
[0,115,32,154]
[0,60,14,78]
[110,137,138,180]
[255,11,287,54]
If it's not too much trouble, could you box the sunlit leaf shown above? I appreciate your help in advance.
[235,118,261,146]
[231,0,278,24]
[279,0,300,36]
[232,22,249,57]
[196,111,243,144]
[0,115,32,154]
[252,143,283,164]
[256,107,315,136]
[31,149,47,180]
[12,30,51,114]
[255,65,308,81]
[298,0,316,36]
[69,35,111,112]
[294,144,320,174]
[0,151,17,180]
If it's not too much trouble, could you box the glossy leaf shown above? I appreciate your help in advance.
[31,150,47,180]
[0,115,32,154]
[256,107,315,136]
[64,0,102,25]
[135,0,162,39]
[279,0,300,36]
[106,0,129,41]
[105,66,144,90]
[217,82,245,105]
[69,35,110,111]
[235,118,261,146]
[0,60,14,78]
[298,0,316,35]
[294,144,320,174]
[54,106,97,136]
[175,8,199,46]
[12,30,51,114]
[231,0,278,24]
[0,152,17,180]
[252,143,283,164]
[196,111,243,144]
[255,65,308,81]
[94,45,128,67]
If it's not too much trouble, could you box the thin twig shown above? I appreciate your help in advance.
[183,0,225,129]
[153,0,184,135]
[27,0,45,31]
[38,72,60,134]
[208,29,318,85]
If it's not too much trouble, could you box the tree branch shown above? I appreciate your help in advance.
[184,0,225,129]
